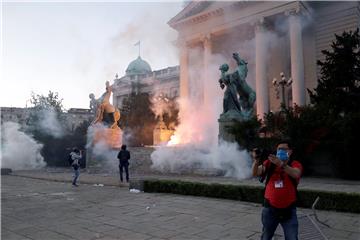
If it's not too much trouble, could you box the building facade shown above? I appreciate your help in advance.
[0,107,93,132]
[168,1,360,118]
[112,56,180,109]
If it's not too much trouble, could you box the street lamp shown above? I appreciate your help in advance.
[272,72,292,110]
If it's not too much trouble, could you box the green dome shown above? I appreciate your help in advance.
[125,56,152,76]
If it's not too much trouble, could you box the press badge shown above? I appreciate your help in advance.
[274,180,284,188]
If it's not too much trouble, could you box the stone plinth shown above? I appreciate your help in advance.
[86,127,123,167]
[218,117,239,143]
[218,109,246,143]
[93,127,122,149]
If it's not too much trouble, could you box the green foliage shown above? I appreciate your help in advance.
[230,29,360,179]
[144,180,263,203]
[308,29,360,116]
[30,91,64,113]
[230,117,261,150]
[25,91,90,167]
[119,91,156,146]
[144,179,360,213]
[306,29,360,178]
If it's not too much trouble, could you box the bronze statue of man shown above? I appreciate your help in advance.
[92,81,120,129]
[219,53,256,121]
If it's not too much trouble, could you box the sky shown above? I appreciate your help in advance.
[1,1,184,109]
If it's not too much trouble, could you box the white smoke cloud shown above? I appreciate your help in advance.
[105,3,181,80]
[1,122,46,170]
[37,107,66,138]
[150,93,173,119]
[86,124,120,171]
[150,45,255,179]
[151,141,252,179]
[149,11,297,179]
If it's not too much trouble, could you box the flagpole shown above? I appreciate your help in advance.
[134,41,141,57]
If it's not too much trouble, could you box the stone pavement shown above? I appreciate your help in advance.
[11,168,360,194]
[2,175,360,240]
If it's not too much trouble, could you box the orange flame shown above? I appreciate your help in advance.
[167,134,180,146]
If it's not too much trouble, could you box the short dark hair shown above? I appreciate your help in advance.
[121,145,127,150]
[72,147,80,153]
[276,139,293,149]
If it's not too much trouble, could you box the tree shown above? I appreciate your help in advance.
[307,29,360,179]
[230,30,360,179]
[30,91,64,113]
[308,29,360,116]
[119,91,156,146]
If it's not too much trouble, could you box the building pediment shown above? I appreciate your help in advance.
[168,1,212,25]
[168,1,272,31]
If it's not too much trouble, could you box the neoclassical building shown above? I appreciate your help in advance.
[112,56,179,109]
[0,107,92,132]
[168,1,360,118]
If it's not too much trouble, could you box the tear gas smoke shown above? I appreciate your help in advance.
[38,107,65,138]
[150,93,173,118]
[105,3,180,81]
[151,25,287,179]
[86,124,119,171]
[1,122,46,170]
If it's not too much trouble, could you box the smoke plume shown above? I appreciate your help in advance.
[38,107,66,138]
[86,123,119,171]
[150,17,292,179]
[1,122,46,170]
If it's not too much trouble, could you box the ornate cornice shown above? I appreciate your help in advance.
[285,1,311,19]
[171,7,224,30]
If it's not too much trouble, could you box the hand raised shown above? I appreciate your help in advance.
[268,154,282,167]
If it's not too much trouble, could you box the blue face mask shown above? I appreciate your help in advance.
[276,149,289,161]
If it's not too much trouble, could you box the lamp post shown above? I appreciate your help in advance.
[272,72,292,110]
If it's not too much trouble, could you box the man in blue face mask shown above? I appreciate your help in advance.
[251,140,303,240]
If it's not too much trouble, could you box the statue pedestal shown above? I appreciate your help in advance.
[86,127,122,167]
[218,118,237,143]
[93,127,122,149]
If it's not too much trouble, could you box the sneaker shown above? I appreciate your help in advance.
[72,183,78,187]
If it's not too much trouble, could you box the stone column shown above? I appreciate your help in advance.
[179,41,190,99]
[202,34,212,106]
[255,19,269,119]
[288,10,305,106]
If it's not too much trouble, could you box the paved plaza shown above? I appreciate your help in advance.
[2,174,360,240]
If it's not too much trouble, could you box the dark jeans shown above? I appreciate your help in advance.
[119,163,129,182]
[261,206,298,240]
[72,168,80,185]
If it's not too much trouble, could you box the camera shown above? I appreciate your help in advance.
[253,148,271,163]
